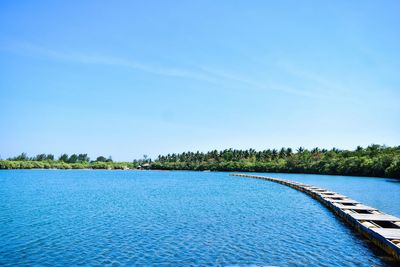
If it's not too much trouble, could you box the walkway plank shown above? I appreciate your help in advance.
[350,214,400,222]
[333,203,377,211]
[372,229,400,240]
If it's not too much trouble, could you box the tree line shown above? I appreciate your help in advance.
[0,153,141,170]
[6,153,112,163]
[1,145,399,178]
[151,145,400,178]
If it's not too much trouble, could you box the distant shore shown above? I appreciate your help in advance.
[2,145,399,178]
[151,145,400,179]
[0,160,140,170]
[1,161,399,179]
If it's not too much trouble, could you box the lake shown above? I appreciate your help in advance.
[0,170,399,266]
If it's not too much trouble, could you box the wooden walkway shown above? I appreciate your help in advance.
[230,173,400,261]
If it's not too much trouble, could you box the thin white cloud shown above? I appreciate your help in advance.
[1,40,329,99]
[195,65,327,98]
[1,41,218,83]
[276,62,374,104]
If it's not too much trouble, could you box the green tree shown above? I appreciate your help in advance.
[59,154,69,162]
[13,153,29,161]
[34,154,47,161]
[68,154,78,163]
[96,156,107,162]
[77,154,90,162]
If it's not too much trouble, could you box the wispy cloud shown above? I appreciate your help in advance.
[1,41,219,83]
[276,62,372,104]
[1,40,330,99]
[195,65,325,98]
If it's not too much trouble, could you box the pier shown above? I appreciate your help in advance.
[231,173,400,261]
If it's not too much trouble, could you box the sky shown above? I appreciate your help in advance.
[0,0,399,161]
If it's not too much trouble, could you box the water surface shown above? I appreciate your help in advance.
[256,172,400,217]
[0,170,399,266]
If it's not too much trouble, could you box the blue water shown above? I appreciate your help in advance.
[253,172,400,218]
[0,170,399,266]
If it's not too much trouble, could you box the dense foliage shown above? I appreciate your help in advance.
[152,145,400,178]
[2,145,399,178]
[0,153,142,170]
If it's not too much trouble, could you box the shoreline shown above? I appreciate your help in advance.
[1,167,399,179]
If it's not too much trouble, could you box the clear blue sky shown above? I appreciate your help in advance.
[1,1,399,161]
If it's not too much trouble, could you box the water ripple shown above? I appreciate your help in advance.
[0,170,397,266]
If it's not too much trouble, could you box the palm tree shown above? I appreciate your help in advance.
[271,149,278,159]
[279,148,286,158]
[311,147,320,154]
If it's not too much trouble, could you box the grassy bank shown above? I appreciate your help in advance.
[0,160,138,170]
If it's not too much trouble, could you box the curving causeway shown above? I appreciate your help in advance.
[231,173,400,261]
